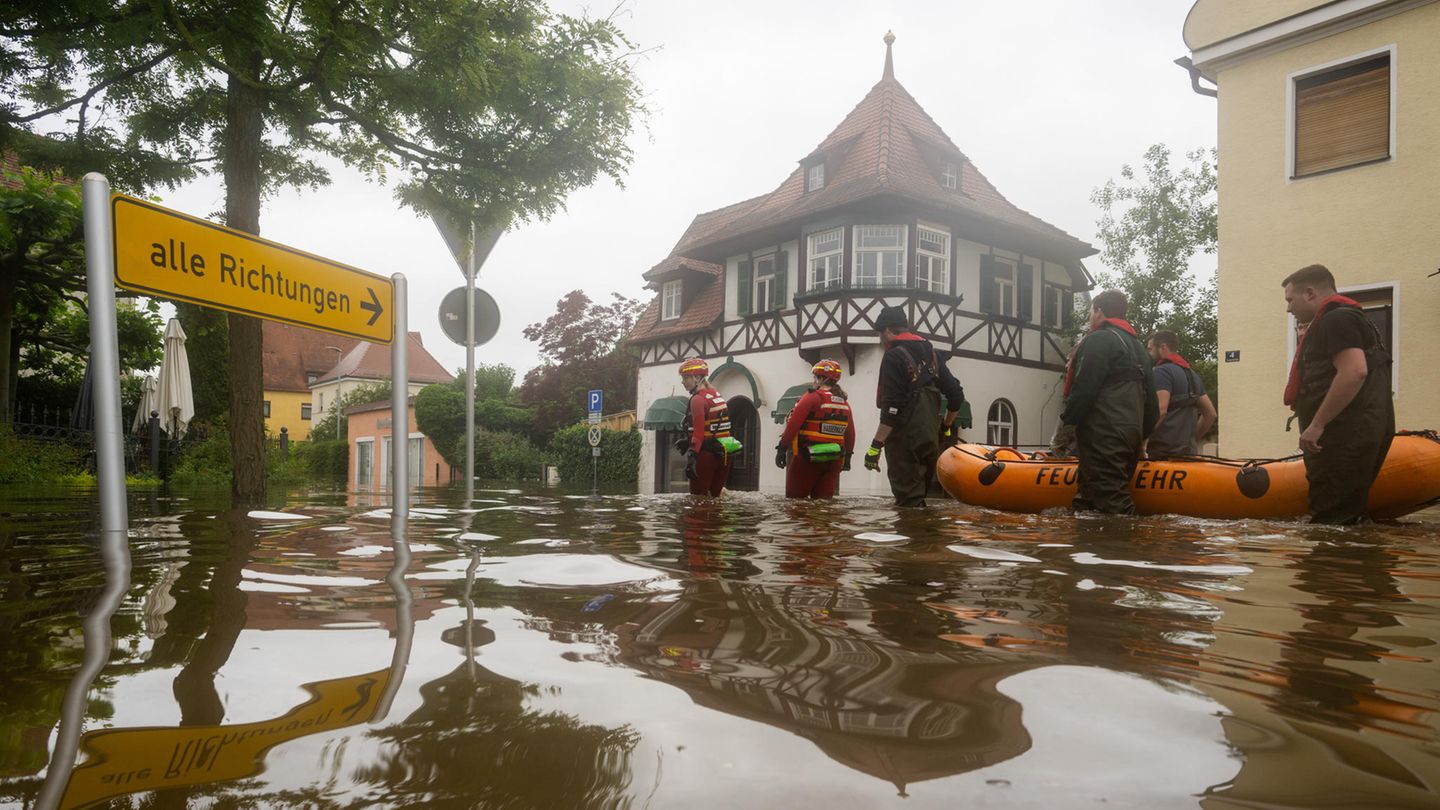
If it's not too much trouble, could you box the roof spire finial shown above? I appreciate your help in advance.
[883,30,896,81]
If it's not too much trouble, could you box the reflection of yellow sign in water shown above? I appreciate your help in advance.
[111,195,394,343]
[60,668,389,809]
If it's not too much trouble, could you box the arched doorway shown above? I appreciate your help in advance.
[725,396,760,491]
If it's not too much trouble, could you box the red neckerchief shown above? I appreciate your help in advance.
[1284,294,1361,408]
[1156,353,1190,369]
[876,332,930,405]
[1064,319,1138,395]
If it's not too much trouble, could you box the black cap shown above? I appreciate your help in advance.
[873,305,908,330]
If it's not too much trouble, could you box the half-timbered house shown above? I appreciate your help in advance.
[628,35,1096,495]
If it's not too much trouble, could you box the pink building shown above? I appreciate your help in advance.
[345,397,456,489]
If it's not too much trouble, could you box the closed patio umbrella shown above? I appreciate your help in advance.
[155,318,195,440]
[130,374,158,434]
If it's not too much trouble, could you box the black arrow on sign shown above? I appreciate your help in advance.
[360,287,384,326]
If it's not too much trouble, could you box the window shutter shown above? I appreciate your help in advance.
[737,259,752,316]
[1065,290,1077,327]
[1043,285,1057,327]
[979,254,996,314]
[1294,57,1389,177]
[1018,263,1034,322]
[772,250,788,310]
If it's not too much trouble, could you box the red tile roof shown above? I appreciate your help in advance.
[625,274,725,343]
[675,59,1094,259]
[642,254,723,285]
[262,322,361,393]
[316,331,454,386]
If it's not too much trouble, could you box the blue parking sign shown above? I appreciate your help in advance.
[587,389,603,413]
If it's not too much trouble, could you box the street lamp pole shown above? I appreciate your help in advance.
[325,345,344,441]
[464,221,476,504]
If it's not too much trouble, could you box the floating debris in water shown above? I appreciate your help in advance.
[320,526,353,532]
[855,531,908,543]
[1070,552,1252,575]
[947,545,1041,563]
[455,531,501,542]
[247,510,308,521]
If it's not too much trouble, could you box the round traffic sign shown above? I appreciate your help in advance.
[587,425,602,447]
[438,286,500,347]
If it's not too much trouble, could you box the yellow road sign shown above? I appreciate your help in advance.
[60,668,390,809]
[112,195,393,343]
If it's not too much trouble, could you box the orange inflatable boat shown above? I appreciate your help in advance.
[936,430,1440,520]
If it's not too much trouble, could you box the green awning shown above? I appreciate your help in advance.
[771,384,811,424]
[641,396,689,430]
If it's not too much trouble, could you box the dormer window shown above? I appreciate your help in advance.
[940,161,958,190]
[661,279,682,320]
[806,162,825,192]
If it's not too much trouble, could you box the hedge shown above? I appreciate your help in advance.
[549,425,640,486]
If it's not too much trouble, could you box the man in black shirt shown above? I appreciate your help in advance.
[1145,330,1217,458]
[1282,264,1394,524]
[1059,290,1158,514]
[863,306,966,506]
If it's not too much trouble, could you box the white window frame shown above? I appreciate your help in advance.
[301,402,313,421]
[1285,279,1400,396]
[661,279,682,321]
[807,228,844,291]
[940,162,958,190]
[915,224,949,294]
[991,258,1016,317]
[986,399,1017,446]
[355,437,375,488]
[806,162,825,192]
[752,253,778,313]
[1285,44,1396,183]
[1043,284,1066,329]
[853,225,906,288]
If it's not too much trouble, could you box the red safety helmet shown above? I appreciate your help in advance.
[811,359,843,382]
[679,357,709,377]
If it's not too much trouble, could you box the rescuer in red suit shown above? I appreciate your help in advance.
[776,359,856,498]
[677,357,734,497]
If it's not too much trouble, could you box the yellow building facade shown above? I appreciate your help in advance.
[1185,0,1440,457]
[264,390,315,441]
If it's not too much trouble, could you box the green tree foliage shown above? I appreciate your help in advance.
[465,428,545,481]
[521,291,644,441]
[1091,144,1219,398]
[549,425,639,487]
[0,166,83,418]
[1,0,644,503]
[308,381,391,442]
[416,366,537,469]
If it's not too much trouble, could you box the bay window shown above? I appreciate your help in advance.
[854,225,906,288]
[915,226,949,293]
[807,228,843,291]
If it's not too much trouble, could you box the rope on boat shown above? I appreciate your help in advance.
[957,430,1436,467]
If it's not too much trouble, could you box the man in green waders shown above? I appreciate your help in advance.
[1056,290,1158,514]
[864,306,966,507]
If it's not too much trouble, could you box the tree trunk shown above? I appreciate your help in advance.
[224,58,267,505]
[0,271,16,422]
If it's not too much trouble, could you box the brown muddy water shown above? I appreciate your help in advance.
[1,485,1438,809]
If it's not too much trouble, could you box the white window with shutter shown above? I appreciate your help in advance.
[915,225,949,293]
[661,279,682,320]
[753,254,777,313]
[854,226,906,288]
[808,228,843,291]
[940,162,958,190]
[992,259,1016,317]
[1288,48,1393,179]
[1043,284,1066,328]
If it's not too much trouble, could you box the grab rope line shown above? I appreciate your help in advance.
[959,430,1434,467]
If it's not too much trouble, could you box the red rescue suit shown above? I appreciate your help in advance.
[779,387,855,498]
[685,387,733,496]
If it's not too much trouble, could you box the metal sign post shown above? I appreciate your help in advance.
[391,273,408,518]
[465,222,475,503]
[82,174,128,533]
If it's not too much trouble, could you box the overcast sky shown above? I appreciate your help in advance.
[153,0,1216,380]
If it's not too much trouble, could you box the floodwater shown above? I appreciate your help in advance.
[1,485,1438,810]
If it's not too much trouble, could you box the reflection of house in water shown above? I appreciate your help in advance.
[609,580,1034,794]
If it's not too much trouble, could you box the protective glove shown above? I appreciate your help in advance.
[863,441,883,472]
[684,450,699,481]
[774,445,788,469]
[842,454,852,472]
[939,423,960,450]
[1049,423,1077,458]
